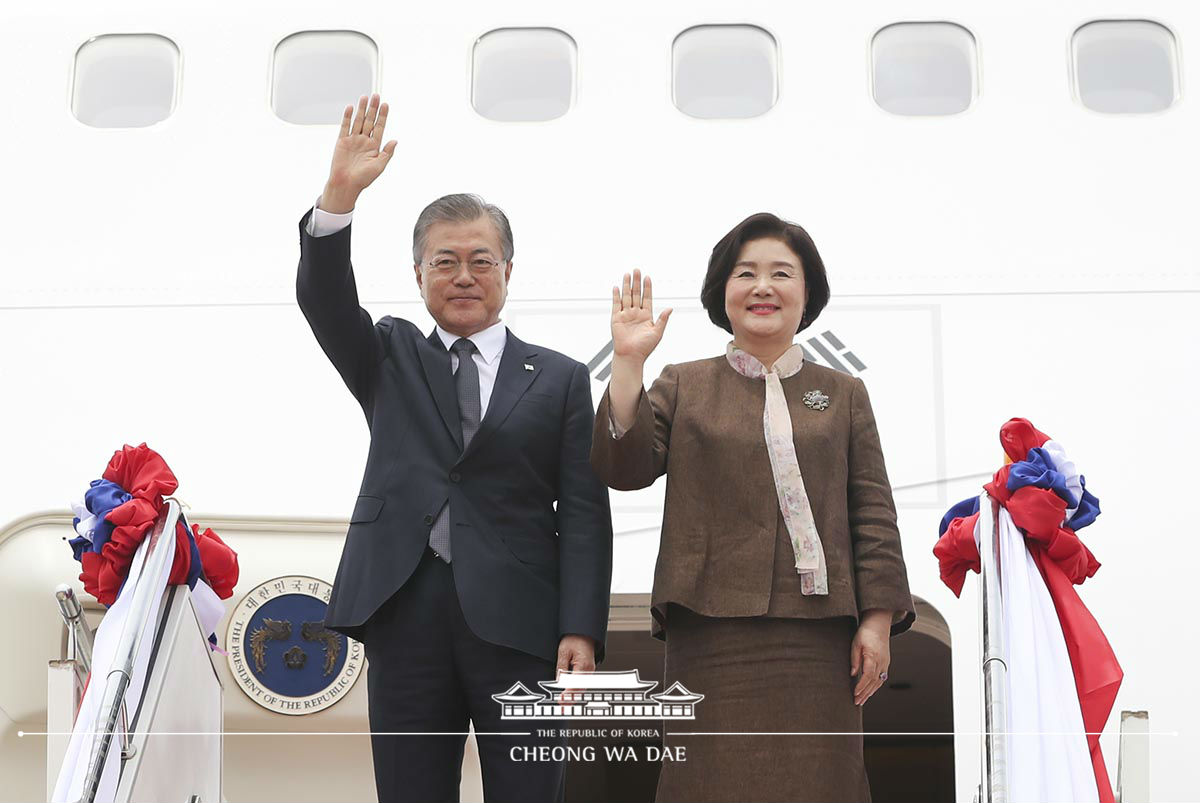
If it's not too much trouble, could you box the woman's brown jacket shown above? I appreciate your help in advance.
[590,355,916,639]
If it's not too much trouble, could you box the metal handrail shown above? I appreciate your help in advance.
[55,585,95,687]
[978,491,1009,803]
[75,499,180,803]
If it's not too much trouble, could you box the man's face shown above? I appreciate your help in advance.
[414,216,512,337]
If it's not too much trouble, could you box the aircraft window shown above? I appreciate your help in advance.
[672,24,778,119]
[472,28,576,122]
[272,31,377,125]
[1071,20,1178,114]
[870,22,977,116]
[71,34,179,128]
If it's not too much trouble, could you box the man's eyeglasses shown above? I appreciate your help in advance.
[425,256,503,275]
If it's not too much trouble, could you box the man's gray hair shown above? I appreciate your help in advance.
[412,193,514,265]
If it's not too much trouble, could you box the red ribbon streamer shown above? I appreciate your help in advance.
[932,418,1121,802]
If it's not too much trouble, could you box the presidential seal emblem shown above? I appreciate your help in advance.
[225,575,363,715]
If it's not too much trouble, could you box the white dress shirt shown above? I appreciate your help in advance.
[307,197,507,417]
[308,195,353,238]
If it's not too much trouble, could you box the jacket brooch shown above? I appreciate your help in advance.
[802,389,830,410]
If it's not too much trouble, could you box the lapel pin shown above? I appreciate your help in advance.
[803,389,830,410]
[524,363,535,371]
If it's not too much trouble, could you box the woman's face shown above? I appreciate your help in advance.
[724,237,809,342]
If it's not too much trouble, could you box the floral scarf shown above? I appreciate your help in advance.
[726,341,829,595]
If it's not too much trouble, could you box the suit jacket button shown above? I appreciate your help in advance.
[423,514,434,525]
[450,472,461,483]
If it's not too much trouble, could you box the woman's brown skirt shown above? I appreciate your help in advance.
[656,604,872,803]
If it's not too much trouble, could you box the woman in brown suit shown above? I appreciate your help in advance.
[590,213,915,802]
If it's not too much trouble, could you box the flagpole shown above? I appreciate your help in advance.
[979,490,1009,803]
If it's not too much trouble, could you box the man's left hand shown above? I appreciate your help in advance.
[556,634,596,675]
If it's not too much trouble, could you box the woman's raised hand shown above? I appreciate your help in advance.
[611,269,672,364]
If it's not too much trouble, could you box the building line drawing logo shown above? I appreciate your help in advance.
[492,670,704,720]
[585,330,864,383]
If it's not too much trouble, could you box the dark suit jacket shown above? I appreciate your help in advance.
[590,356,915,640]
[296,208,613,663]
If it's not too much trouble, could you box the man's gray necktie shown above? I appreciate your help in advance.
[428,337,480,562]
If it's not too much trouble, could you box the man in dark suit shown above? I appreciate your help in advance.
[295,93,613,803]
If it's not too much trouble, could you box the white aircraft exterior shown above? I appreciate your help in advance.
[0,1,1194,800]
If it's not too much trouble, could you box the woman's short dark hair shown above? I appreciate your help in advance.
[700,212,830,334]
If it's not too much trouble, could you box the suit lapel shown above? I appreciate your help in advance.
[419,328,464,451]
[459,327,539,463]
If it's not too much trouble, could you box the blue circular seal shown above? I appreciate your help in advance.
[225,576,363,715]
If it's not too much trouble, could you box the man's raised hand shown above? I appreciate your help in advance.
[320,93,398,213]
